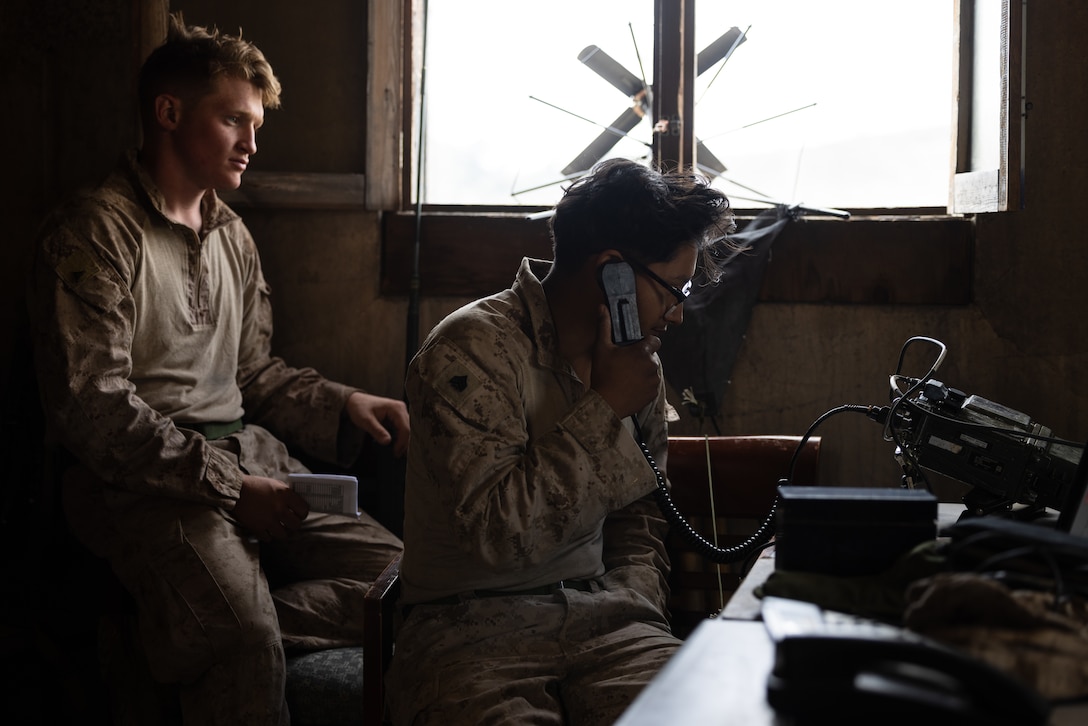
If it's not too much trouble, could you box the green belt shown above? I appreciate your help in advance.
[183,419,244,439]
[416,579,596,607]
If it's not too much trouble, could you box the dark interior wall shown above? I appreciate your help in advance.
[3,0,1087,504]
[1,4,149,713]
[1,0,149,566]
[170,0,368,172]
[970,0,1088,431]
[1,0,140,430]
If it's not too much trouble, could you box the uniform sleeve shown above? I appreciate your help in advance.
[27,217,243,506]
[232,231,362,467]
[599,377,674,615]
[406,333,658,572]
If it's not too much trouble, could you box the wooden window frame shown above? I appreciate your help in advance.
[371,0,976,303]
[950,0,1026,213]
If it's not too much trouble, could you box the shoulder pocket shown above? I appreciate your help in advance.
[51,244,125,313]
[415,338,506,431]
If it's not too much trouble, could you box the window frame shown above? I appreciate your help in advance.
[950,0,1025,213]
[371,0,976,303]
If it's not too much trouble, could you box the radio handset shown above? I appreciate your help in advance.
[597,260,643,345]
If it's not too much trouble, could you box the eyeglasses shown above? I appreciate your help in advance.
[627,259,692,312]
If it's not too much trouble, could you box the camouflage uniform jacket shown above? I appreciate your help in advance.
[28,152,363,509]
[400,257,673,613]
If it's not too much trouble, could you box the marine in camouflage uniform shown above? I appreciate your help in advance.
[388,157,733,725]
[387,157,735,722]
[387,257,680,725]
[29,148,403,725]
[27,17,403,726]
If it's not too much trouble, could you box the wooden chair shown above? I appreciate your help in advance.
[362,552,402,726]
[83,547,403,726]
[664,435,821,638]
[280,552,402,726]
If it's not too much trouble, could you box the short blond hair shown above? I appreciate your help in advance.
[138,11,282,127]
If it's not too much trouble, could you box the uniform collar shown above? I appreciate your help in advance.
[512,257,574,376]
[123,149,240,233]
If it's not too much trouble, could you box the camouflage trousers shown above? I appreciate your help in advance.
[386,585,681,725]
[63,464,402,726]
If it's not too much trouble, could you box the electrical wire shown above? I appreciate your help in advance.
[882,336,946,443]
[406,0,430,370]
[700,434,727,608]
[633,403,878,564]
[879,337,948,490]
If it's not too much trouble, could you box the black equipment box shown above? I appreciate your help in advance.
[775,486,938,576]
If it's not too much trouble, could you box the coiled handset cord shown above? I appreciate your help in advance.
[630,416,777,564]
[630,403,877,565]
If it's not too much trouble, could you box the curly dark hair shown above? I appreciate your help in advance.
[549,158,736,282]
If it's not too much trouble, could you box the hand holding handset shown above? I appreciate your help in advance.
[596,259,778,565]
[597,259,712,564]
[596,258,761,565]
[597,260,643,345]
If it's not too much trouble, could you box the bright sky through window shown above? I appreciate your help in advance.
[422,1,953,209]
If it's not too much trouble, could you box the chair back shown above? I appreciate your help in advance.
[363,552,402,725]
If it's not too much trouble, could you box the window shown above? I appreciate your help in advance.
[421,0,954,210]
[372,1,981,304]
[422,1,655,206]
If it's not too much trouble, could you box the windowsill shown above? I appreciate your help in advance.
[380,209,974,304]
[219,171,367,209]
[216,170,973,305]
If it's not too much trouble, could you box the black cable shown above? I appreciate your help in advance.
[633,403,880,564]
[883,337,946,444]
[405,0,430,372]
[880,337,948,492]
[636,430,773,564]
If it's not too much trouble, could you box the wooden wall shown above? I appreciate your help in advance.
[5,0,1088,504]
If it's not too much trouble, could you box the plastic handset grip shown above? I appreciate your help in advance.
[598,260,643,345]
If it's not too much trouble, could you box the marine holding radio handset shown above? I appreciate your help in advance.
[388,158,736,724]
[596,248,784,565]
[580,167,779,565]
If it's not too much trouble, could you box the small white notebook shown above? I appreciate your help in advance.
[287,474,361,517]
